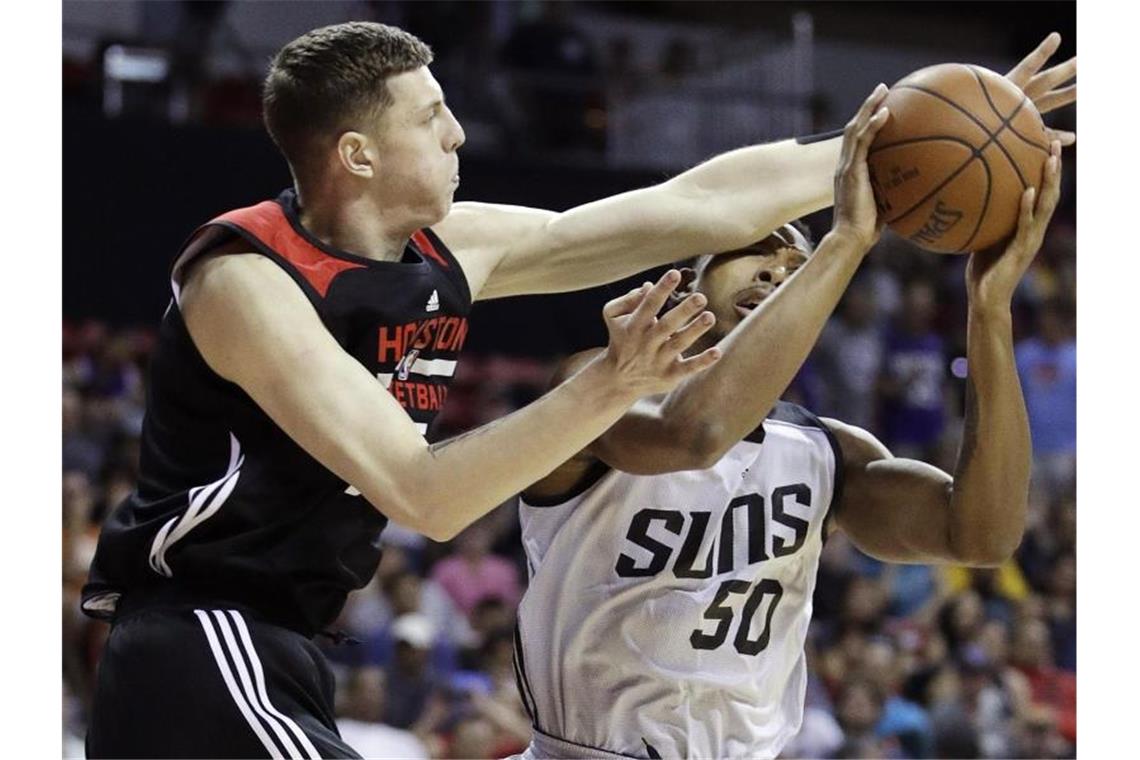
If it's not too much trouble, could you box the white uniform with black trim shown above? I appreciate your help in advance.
[515,402,843,760]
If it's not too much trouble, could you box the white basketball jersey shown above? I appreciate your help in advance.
[515,402,842,760]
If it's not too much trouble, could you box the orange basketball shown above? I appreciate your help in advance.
[868,63,1049,254]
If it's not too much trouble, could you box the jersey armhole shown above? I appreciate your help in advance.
[170,225,243,306]
[417,227,473,308]
[520,457,612,508]
[819,422,846,545]
[170,222,323,309]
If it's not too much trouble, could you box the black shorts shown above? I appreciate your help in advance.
[86,605,361,759]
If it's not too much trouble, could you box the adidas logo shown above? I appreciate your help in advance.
[425,289,440,312]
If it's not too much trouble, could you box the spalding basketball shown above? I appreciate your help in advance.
[868,64,1049,254]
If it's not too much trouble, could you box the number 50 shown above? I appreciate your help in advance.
[690,578,783,655]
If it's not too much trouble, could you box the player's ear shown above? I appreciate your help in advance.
[666,267,699,308]
[336,131,377,179]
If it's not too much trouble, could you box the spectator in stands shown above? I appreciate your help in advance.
[385,614,446,730]
[1015,298,1077,494]
[1044,552,1076,672]
[860,636,933,757]
[1009,617,1076,747]
[431,518,522,617]
[835,677,896,757]
[812,276,884,432]
[336,665,430,759]
[879,279,947,461]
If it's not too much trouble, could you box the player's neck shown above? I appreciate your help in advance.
[295,185,413,263]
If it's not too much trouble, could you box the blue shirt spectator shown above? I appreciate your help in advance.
[1015,301,1076,456]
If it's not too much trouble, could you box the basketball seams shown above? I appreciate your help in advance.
[964,64,1050,154]
[966,67,1034,189]
[895,83,999,139]
[966,65,1008,124]
[897,82,1027,190]
[868,134,979,156]
[956,155,993,253]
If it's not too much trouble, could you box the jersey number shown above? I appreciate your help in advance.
[689,578,783,655]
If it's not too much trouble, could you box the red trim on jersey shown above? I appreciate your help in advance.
[412,230,450,269]
[214,202,366,298]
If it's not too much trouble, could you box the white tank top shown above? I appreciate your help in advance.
[516,402,843,760]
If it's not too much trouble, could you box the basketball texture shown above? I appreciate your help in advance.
[868,64,1050,254]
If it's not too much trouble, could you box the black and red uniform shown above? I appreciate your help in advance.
[82,189,471,758]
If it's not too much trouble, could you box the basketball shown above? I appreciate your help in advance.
[868,63,1050,254]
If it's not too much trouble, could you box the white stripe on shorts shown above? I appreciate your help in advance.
[210,610,315,759]
[226,610,323,759]
[194,609,285,759]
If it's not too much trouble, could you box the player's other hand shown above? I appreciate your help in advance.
[966,140,1063,309]
[1006,32,1076,145]
[831,84,891,252]
[596,270,721,398]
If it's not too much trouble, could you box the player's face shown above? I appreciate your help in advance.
[369,67,465,224]
[693,224,812,340]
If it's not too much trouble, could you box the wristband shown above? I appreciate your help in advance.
[795,128,844,145]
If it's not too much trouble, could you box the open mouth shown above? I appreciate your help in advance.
[733,290,769,317]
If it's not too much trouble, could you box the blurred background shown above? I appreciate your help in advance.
[62,2,1076,758]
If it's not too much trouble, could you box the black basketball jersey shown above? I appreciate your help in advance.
[81,189,472,636]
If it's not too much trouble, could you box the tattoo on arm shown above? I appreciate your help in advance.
[426,419,500,459]
[954,377,979,475]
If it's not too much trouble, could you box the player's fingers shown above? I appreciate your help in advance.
[1035,142,1063,217]
[1024,56,1076,99]
[842,84,888,159]
[1006,32,1061,85]
[851,107,890,165]
[1016,187,1037,238]
[1046,127,1076,147]
[655,291,708,335]
[849,83,888,129]
[630,269,682,328]
[1034,84,1076,115]
[602,283,651,320]
[672,346,722,378]
[665,310,717,355]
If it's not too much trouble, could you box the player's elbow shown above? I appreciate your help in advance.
[684,420,736,469]
[363,479,459,543]
[948,533,1022,568]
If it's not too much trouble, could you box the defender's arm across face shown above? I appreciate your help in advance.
[439,134,843,301]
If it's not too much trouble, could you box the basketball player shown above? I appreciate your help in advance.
[514,105,1066,760]
[78,20,1074,759]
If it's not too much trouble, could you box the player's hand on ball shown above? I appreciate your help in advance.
[1005,32,1076,145]
[966,140,1063,308]
[831,84,891,251]
[597,270,721,397]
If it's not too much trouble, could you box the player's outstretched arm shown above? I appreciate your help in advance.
[180,261,718,542]
[828,142,1064,567]
[436,87,882,301]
